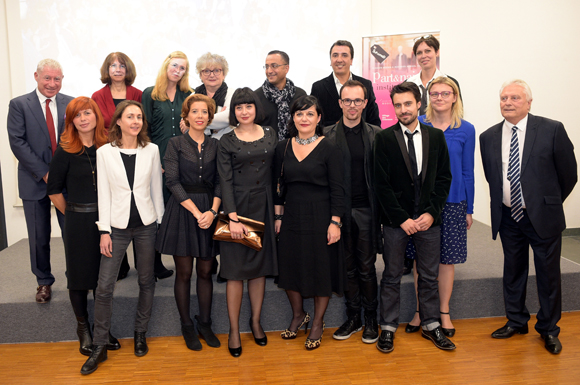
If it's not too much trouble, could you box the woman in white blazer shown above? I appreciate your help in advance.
[81,100,164,375]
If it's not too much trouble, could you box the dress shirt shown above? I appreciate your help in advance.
[502,115,528,208]
[401,121,422,174]
[333,71,353,95]
[406,68,446,99]
[35,88,58,141]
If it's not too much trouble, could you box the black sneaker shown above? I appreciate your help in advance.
[362,316,379,344]
[332,316,362,340]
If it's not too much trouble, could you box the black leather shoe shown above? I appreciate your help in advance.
[405,311,420,333]
[362,314,379,344]
[542,335,562,354]
[249,319,267,346]
[442,327,456,338]
[154,268,174,280]
[228,334,242,358]
[107,332,121,350]
[421,327,456,350]
[80,345,107,375]
[333,315,362,340]
[134,331,148,357]
[376,330,394,353]
[76,316,93,356]
[491,324,529,339]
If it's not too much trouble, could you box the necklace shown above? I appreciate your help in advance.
[295,134,319,145]
[85,149,96,192]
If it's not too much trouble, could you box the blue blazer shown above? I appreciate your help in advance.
[7,90,73,200]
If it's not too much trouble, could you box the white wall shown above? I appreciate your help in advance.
[370,0,580,228]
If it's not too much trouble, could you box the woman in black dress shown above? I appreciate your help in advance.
[47,97,119,356]
[156,94,222,350]
[274,95,345,350]
[217,87,278,357]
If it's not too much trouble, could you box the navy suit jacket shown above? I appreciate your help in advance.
[7,90,73,200]
[311,73,381,128]
[480,113,577,240]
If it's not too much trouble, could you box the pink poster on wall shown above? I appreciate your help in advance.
[362,31,440,128]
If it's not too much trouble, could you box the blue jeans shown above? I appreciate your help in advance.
[93,223,157,345]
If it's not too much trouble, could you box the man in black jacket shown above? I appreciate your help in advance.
[325,80,382,344]
[311,40,381,127]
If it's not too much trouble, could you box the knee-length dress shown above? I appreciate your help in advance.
[216,126,278,280]
[274,138,346,297]
[47,145,101,290]
[156,133,220,259]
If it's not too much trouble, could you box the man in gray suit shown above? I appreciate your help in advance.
[480,79,577,354]
[7,59,73,302]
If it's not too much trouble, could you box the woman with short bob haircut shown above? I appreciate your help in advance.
[81,100,164,375]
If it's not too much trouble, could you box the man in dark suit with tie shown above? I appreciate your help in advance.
[7,59,73,303]
[311,40,381,127]
[480,79,577,354]
[373,82,454,353]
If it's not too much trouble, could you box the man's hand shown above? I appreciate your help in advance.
[414,213,434,231]
[400,218,421,235]
[43,172,49,183]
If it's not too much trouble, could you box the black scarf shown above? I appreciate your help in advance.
[195,82,228,107]
[262,78,296,140]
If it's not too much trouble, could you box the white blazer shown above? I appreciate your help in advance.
[95,142,164,233]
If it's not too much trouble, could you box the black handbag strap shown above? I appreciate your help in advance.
[280,139,290,179]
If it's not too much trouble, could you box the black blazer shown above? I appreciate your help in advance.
[373,122,451,228]
[480,113,577,240]
[311,73,381,128]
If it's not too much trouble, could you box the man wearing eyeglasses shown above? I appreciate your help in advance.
[480,79,577,354]
[324,80,382,344]
[254,50,306,140]
[311,40,381,128]
[7,58,73,303]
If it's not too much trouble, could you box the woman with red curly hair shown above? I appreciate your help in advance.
[47,97,118,357]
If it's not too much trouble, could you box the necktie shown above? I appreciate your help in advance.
[405,130,421,215]
[419,85,427,116]
[45,99,57,155]
[508,126,523,222]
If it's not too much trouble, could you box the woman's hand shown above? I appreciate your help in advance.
[179,118,188,134]
[275,219,282,234]
[327,223,341,245]
[466,214,473,230]
[198,211,215,229]
[229,220,248,240]
[100,233,113,258]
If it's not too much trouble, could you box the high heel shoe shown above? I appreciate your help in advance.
[228,332,242,358]
[405,310,420,333]
[281,313,311,339]
[249,319,267,346]
[305,322,325,351]
[440,311,456,337]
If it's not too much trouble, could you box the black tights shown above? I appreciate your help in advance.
[69,289,95,318]
[173,256,214,325]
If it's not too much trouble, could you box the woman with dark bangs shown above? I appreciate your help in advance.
[217,87,278,357]
[47,97,119,357]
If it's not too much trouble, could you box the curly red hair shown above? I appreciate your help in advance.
[60,97,108,154]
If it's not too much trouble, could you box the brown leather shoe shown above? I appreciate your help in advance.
[36,285,51,303]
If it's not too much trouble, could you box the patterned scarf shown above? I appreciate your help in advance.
[195,82,228,108]
[262,78,296,140]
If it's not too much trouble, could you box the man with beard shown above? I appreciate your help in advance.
[373,82,453,353]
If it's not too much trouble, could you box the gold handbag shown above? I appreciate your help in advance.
[213,213,265,251]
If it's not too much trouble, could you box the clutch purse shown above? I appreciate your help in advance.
[213,213,265,251]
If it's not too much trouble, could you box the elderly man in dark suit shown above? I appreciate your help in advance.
[480,79,577,354]
[373,82,454,353]
[7,58,73,303]
[311,40,381,127]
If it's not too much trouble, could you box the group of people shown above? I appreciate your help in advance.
[6,35,576,376]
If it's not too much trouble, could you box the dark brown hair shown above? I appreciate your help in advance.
[181,94,217,127]
[412,35,440,55]
[108,100,150,147]
[330,40,354,59]
[340,79,367,99]
[99,52,137,86]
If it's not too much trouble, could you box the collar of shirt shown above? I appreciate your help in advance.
[344,121,363,135]
[503,114,528,134]
[400,121,423,173]
[333,71,353,94]
[36,88,56,105]
[501,114,528,208]
[408,68,445,90]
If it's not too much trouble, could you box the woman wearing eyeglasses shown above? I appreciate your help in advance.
[142,51,193,279]
[404,77,475,338]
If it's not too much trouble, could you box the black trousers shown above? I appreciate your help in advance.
[498,205,562,336]
[343,207,378,316]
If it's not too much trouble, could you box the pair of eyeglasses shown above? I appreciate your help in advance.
[110,64,126,70]
[341,98,365,106]
[263,63,287,70]
[429,91,453,99]
[201,68,223,76]
[413,34,434,42]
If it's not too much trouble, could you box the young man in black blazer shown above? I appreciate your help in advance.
[311,40,381,127]
[373,82,454,353]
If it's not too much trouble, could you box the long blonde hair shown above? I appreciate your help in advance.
[424,77,463,129]
[151,51,193,101]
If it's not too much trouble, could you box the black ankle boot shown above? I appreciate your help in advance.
[181,323,202,351]
[195,316,220,348]
[134,331,149,357]
[107,331,121,350]
[80,345,107,375]
[154,251,173,279]
[76,316,93,356]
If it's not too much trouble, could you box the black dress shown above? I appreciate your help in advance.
[217,126,278,280]
[156,134,220,259]
[274,138,346,297]
[47,145,100,290]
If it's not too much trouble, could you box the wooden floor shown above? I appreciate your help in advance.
[2,312,579,385]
